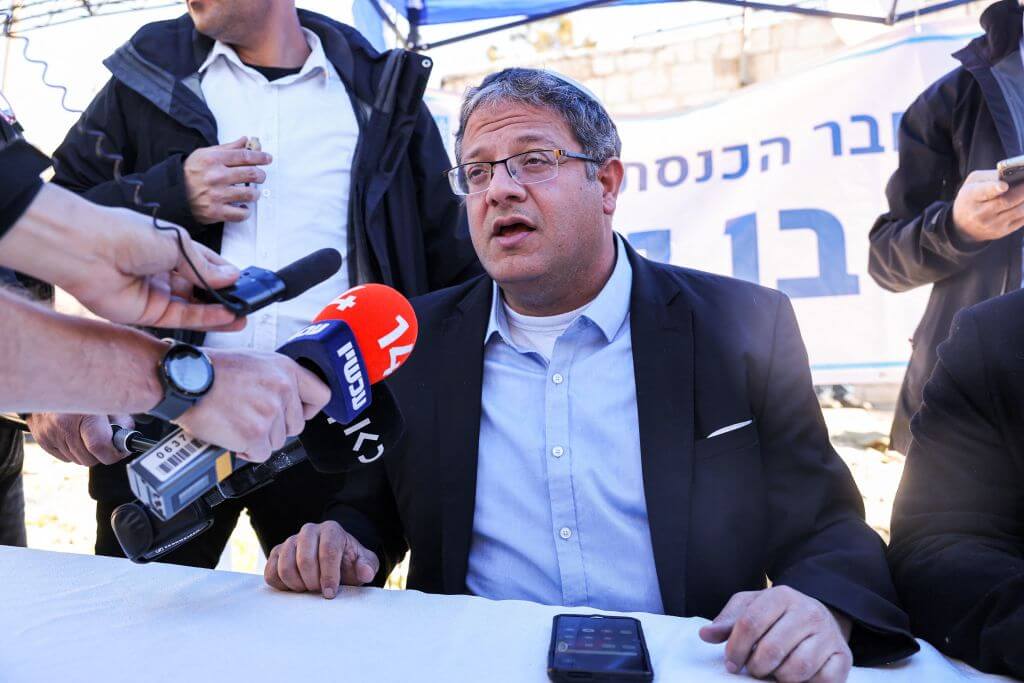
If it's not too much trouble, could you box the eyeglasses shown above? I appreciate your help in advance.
[444,148,599,196]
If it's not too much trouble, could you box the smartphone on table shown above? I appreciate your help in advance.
[548,614,654,682]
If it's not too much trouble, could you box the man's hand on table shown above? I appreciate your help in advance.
[698,585,853,682]
[264,521,380,599]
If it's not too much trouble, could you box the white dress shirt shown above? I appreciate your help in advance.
[200,29,357,352]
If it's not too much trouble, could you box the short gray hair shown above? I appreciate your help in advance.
[454,68,621,180]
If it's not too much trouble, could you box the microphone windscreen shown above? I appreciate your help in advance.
[313,284,418,384]
[300,383,405,473]
[275,248,343,301]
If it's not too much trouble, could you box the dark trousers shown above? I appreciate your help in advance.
[93,459,347,568]
[0,427,26,547]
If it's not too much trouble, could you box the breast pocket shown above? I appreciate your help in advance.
[694,420,759,460]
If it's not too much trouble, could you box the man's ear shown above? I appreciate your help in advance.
[598,158,624,216]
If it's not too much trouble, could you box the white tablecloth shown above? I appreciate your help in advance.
[0,547,1013,682]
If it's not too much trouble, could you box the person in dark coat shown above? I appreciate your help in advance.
[265,68,919,682]
[889,288,1024,679]
[28,1,480,568]
[868,0,1024,454]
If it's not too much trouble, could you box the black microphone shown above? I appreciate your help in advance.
[195,248,342,316]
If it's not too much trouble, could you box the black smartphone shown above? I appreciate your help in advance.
[548,614,654,682]
[997,154,1024,186]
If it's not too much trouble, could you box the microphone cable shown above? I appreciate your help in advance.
[0,20,238,312]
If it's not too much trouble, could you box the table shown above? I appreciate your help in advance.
[0,547,1013,682]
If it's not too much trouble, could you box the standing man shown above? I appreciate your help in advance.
[267,69,918,682]
[29,0,479,567]
[869,0,1024,453]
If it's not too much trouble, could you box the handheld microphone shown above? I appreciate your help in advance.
[112,384,406,563]
[125,284,418,521]
[195,247,342,316]
[278,283,418,424]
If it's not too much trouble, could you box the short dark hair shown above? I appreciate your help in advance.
[455,68,621,180]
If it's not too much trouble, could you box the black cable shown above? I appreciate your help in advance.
[1,22,238,311]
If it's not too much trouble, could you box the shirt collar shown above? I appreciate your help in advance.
[198,28,332,84]
[484,233,633,347]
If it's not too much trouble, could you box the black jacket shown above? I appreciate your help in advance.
[326,241,918,666]
[888,288,1024,678]
[49,12,480,501]
[51,10,479,300]
[868,0,1023,453]
[0,112,50,238]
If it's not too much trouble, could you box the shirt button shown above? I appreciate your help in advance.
[559,527,572,540]
[262,189,272,198]
[552,373,564,385]
[551,446,565,458]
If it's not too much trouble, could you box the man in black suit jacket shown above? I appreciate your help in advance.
[889,289,1024,679]
[265,68,917,681]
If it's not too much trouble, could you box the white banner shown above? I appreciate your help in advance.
[428,20,982,384]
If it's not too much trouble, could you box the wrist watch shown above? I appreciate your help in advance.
[148,341,215,422]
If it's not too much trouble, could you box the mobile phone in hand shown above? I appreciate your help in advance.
[997,154,1024,186]
[548,614,654,682]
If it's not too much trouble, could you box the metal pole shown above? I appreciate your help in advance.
[1,3,18,93]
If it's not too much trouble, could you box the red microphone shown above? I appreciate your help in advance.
[312,284,419,383]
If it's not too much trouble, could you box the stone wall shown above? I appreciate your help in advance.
[440,3,988,116]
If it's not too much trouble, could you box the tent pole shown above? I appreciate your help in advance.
[893,0,975,22]
[408,2,421,50]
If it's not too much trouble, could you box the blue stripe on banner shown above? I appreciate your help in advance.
[826,32,982,66]
[810,361,908,371]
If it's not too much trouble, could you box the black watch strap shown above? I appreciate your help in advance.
[147,391,197,423]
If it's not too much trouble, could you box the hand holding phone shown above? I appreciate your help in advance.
[548,614,653,682]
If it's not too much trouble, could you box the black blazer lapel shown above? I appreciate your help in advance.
[437,277,492,594]
[626,245,695,616]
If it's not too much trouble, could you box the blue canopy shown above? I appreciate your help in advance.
[380,0,974,27]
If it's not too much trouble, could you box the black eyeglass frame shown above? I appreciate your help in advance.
[444,148,600,196]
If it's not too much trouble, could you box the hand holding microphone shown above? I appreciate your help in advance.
[28,249,341,469]
[123,282,418,523]
[175,348,328,462]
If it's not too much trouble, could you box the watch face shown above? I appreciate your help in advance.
[165,348,214,395]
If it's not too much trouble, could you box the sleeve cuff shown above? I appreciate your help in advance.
[0,140,52,238]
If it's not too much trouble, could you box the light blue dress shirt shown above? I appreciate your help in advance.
[465,235,665,614]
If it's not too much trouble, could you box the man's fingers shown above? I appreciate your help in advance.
[221,185,260,206]
[772,635,830,683]
[221,148,273,168]
[319,523,344,598]
[219,204,252,223]
[724,590,789,674]
[967,180,1009,203]
[702,591,756,637]
[295,524,322,592]
[217,137,249,151]
[264,545,288,591]
[809,651,852,683]
[146,298,242,332]
[175,239,240,290]
[745,611,816,679]
[276,539,306,592]
[340,532,379,586]
[294,365,331,419]
[224,166,267,186]
[79,415,123,466]
[283,380,305,438]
